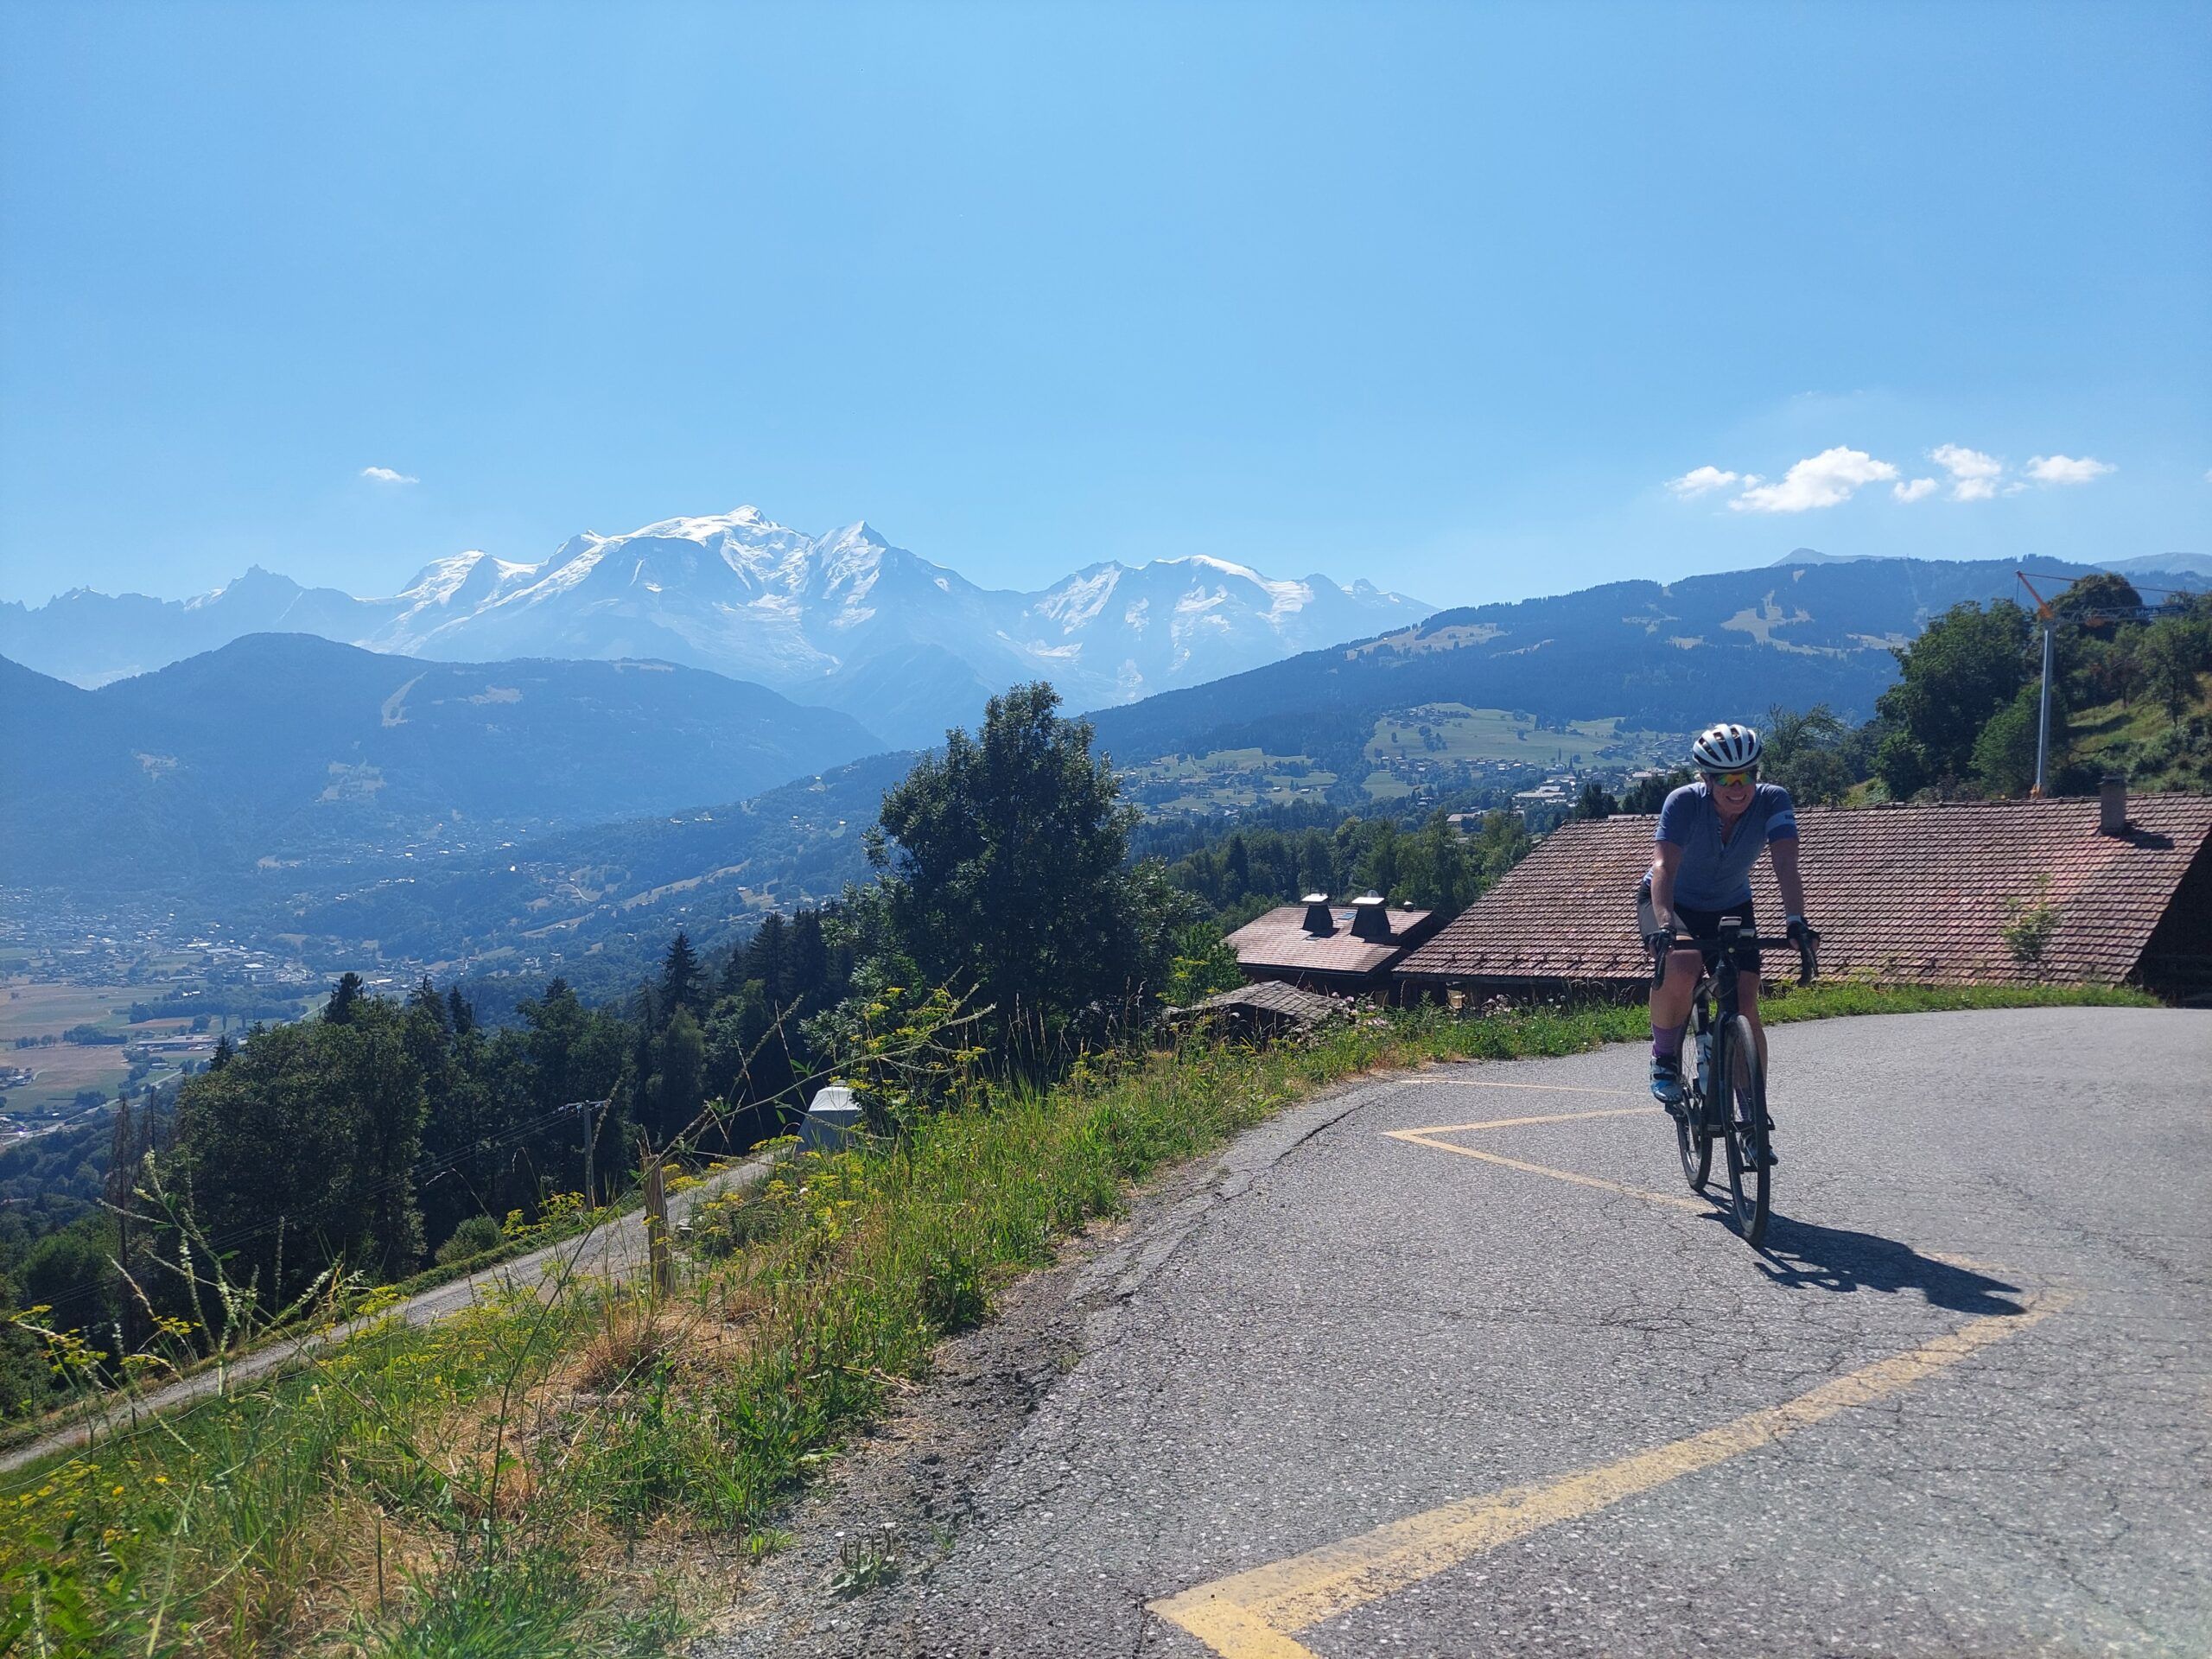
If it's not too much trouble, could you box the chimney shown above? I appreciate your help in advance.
[1349,892,1393,942]
[2099,772,2128,836]
[1301,893,1336,935]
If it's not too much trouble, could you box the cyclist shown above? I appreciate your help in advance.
[1637,723,1815,1126]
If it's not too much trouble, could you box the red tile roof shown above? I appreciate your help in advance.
[1227,903,1441,982]
[1396,793,2212,988]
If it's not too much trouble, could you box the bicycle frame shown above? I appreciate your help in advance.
[1652,918,1816,1134]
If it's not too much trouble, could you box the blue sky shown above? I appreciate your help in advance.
[2,1,2206,607]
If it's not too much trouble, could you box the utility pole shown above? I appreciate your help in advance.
[2017,573,2058,798]
[565,1097,611,1208]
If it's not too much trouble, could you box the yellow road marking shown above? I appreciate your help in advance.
[1401,1105,1658,1135]
[1150,1294,2067,1656]
[1380,1119,1689,1221]
[1419,1078,1644,1097]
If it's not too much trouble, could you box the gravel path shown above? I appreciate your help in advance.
[0,1153,773,1476]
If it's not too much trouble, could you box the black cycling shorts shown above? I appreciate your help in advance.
[1637,877,1761,974]
[1675,899,1761,974]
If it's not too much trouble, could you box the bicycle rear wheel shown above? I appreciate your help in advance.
[1720,1015,1770,1246]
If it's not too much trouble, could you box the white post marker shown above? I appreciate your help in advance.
[801,1084,863,1151]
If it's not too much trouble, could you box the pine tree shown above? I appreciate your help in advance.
[325,972,365,1026]
[745,912,790,1006]
[786,910,829,1011]
[407,975,449,1033]
[660,931,703,1017]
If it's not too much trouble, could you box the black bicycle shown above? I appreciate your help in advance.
[1650,918,1817,1247]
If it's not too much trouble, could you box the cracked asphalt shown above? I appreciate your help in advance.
[709,1007,2212,1657]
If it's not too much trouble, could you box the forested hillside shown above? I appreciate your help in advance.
[1086,555,2202,778]
[0,633,883,889]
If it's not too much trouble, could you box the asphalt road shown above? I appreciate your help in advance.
[0,1153,772,1477]
[719,1007,2212,1657]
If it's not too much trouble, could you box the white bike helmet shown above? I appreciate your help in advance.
[1690,721,1763,772]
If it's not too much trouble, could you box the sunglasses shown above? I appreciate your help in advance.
[1707,769,1758,787]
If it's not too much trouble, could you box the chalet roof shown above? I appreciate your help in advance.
[1226,902,1440,981]
[1396,792,2212,988]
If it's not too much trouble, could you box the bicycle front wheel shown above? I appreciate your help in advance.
[1721,1015,1770,1246]
[1675,1077,1712,1191]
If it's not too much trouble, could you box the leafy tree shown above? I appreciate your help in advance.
[1397,811,1484,911]
[865,683,1192,1045]
[1874,600,2034,795]
[1761,703,1852,805]
[18,1217,113,1341]
[1970,684,2043,797]
[1620,769,1692,814]
[1352,820,1404,899]
[168,997,429,1300]
[1162,924,1246,1007]
[2054,571,2144,638]
[2141,611,2212,728]
[703,979,779,1108]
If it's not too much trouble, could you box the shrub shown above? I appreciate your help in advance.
[434,1213,505,1267]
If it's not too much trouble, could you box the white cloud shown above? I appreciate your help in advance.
[1667,465,1743,499]
[1929,443,2002,501]
[360,465,419,485]
[1892,477,1938,503]
[1730,447,1898,513]
[2024,454,2114,486]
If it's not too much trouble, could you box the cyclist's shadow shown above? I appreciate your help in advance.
[1740,1213,2026,1316]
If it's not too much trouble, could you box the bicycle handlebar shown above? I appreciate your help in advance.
[1649,929,1818,988]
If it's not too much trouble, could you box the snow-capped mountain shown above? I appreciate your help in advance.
[3,507,1433,747]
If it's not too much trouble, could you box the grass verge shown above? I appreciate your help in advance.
[0,982,2155,1655]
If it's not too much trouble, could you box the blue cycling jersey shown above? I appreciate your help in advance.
[1654,782,1798,909]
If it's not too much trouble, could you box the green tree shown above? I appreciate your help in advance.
[1970,684,2043,797]
[1464,809,1535,884]
[645,1006,708,1144]
[659,931,705,1018]
[323,971,365,1026]
[1761,703,1852,805]
[1352,820,1405,899]
[1875,600,2034,795]
[168,998,429,1300]
[1398,811,1483,911]
[18,1217,113,1342]
[1620,769,1692,814]
[865,683,1193,1046]
[1163,924,1245,1007]
[2054,571,2144,638]
[1573,781,1618,821]
[2141,613,2211,728]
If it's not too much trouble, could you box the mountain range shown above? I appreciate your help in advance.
[1088,552,2209,770]
[0,635,880,887]
[0,507,1433,747]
